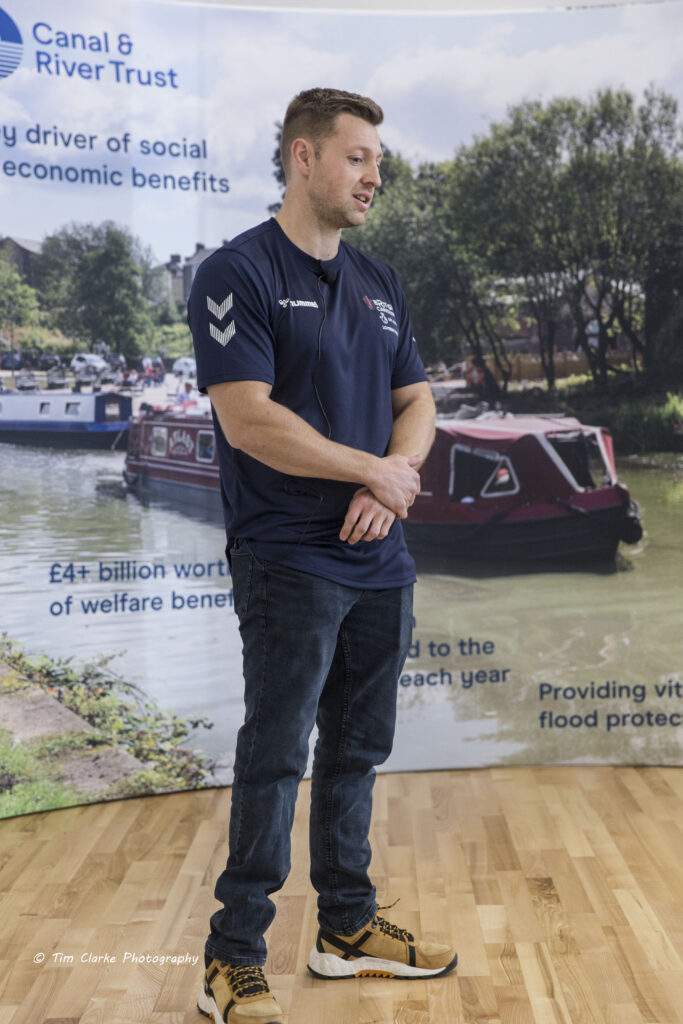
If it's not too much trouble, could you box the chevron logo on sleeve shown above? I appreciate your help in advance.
[207,293,233,320]
[210,320,236,347]
[207,291,235,346]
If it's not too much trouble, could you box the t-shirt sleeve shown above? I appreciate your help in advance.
[188,250,275,392]
[390,278,428,390]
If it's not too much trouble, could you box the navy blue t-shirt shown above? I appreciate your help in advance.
[187,217,427,588]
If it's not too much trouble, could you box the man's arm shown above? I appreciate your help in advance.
[207,379,421,518]
[339,381,436,544]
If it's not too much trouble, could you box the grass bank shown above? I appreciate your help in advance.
[0,636,217,818]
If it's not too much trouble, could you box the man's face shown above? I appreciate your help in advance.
[306,113,382,230]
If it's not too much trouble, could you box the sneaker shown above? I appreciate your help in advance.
[197,956,285,1022]
[307,912,457,980]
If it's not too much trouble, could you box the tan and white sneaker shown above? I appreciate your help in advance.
[307,912,457,979]
[198,957,285,1022]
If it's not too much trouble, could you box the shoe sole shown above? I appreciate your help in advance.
[307,948,458,980]
[197,987,217,1020]
[197,986,282,1023]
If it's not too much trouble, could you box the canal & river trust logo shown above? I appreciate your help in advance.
[0,8,23,80]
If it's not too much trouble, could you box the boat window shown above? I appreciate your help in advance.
[481,458,518,497]
[151,426,168,456]
[196,430,215,463]
[449,445,519,500]
[104,399,121,421]
[65,402,81,416]
[549,432,608,489]
[39,402,51,415]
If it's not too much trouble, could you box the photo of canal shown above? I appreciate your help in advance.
[1,443,681,793]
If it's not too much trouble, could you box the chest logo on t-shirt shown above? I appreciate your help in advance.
[362,295,398,336]
[207,292,235,347]
[279,297,319,309]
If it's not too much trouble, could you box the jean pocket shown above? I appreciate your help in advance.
[230,549,253,619]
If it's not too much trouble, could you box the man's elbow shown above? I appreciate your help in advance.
[207,386,256,450]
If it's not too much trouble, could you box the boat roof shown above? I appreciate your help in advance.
[436,413,601,442]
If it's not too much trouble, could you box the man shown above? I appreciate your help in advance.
[176,377,195,405]
[188,87,456,1024]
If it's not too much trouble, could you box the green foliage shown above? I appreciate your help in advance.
[0,252,41,340]
[354,87,683,394]
[268,119,285,213]
[450,88,683,390]
[609,392,683,453]
[0,728,85,817]
[0,637,215,788]
[152,321,193,359]
[106,767,196,799]
[33,221,156,359]
[73,228,154,358]
[0,779,83,817]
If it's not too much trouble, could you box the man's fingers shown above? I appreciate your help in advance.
[339,496,366,542]
[340,494,396,544]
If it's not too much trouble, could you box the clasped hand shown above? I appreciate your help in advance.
[339,454,421,545]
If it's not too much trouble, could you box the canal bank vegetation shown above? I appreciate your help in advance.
[502,379,683,453]
[0,635,216,818]
[0,727,98,817]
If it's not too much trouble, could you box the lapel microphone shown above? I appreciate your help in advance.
[318,263,338,285]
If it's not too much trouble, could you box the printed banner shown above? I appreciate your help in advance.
[1,0,682,819]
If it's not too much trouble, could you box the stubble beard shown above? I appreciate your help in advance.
[309,185,365,232]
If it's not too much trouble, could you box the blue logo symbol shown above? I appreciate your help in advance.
[0,8,23,80]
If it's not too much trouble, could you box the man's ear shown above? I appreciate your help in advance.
[290,137,315,179]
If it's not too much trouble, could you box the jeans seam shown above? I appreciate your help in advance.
[324,620,353,930]
[232,561,268,860]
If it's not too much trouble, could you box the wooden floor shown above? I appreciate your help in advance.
[1,766,682,1024]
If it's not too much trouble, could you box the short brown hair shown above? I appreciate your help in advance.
[280,88,383,178]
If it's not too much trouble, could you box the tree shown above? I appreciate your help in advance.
[450,98,583,391]
[34,222,154,358]
[72,228,153,358]
[0,253,40,344]
[450,88,683,390]
[559,88,683,386]
[354,155,513,392]
[268,121,286,214]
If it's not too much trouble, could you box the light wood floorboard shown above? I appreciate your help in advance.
[0,766,681,1023]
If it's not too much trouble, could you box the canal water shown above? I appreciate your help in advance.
[1,444,681,781]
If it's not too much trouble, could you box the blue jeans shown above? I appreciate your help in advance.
[206,547,413,965]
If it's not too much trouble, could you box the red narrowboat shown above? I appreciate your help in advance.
[403,412,642,561]
[124,406,642,562]
[123,403,221,513]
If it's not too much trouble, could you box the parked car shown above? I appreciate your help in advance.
[37,353,63,371]
[172,356,196,377]
[1,352,23,370]
[70,353,108,374]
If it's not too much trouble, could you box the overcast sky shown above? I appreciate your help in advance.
[2,0,683,262]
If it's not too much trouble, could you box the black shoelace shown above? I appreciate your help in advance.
[374,914,414,943]
[222,964,270,998]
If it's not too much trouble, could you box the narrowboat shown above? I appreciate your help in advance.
[122,407,642,562]
[123,402,221,512]
[403,412,642,561]
[0,390,132,449]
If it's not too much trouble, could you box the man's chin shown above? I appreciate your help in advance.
[340,209,367,229]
